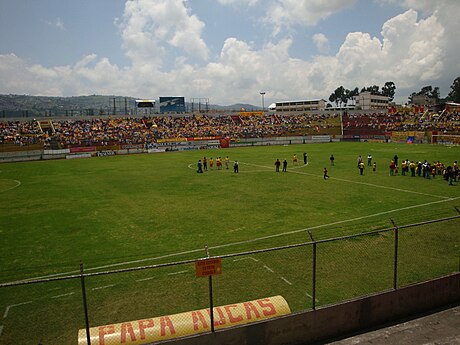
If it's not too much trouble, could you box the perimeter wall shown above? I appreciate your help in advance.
[163,273,460,345]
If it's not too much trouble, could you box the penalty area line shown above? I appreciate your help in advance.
[51,292,75,299]
[208,196,460,251]
[3,301,32,319]
[9,196,460,285]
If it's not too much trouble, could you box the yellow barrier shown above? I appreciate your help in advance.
[78,296,290,345]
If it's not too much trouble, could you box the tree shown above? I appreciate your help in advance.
[329,86,345,107]
[447,76,460,102]
[409,85,440,104]
[381,81,396,101]
[349,87,359,104]
[431,87,440,101]
[418,85,433,96]
[341,89,351,106]
[340,87,359,106]
[361,85,380,95]
[328,93,337,107]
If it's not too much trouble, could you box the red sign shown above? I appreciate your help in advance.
[70,146,96,153]
[195,258,222,278]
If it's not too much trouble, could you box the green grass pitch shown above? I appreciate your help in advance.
[0,142,459,344]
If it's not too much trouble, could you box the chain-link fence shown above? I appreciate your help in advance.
[0,215,459,345]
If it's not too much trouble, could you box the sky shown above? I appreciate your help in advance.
[0,0,459,106]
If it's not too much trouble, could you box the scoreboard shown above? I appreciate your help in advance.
[159,97,186,113]
[135,100,155,108]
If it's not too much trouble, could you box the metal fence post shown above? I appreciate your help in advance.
[391,219,399,290]
[205,245,215,333]
[80,262,91,345]
[308,231,317,310]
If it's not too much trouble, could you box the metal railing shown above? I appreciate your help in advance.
[0,214,459,345]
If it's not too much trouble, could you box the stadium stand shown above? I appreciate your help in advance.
[1,111,459,150]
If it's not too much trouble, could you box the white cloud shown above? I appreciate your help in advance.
[44,17,65,30]
[312,33,330,54]
[266,0,356,35]
[217,0,259,6]
[0,1,458,105]
[119,0,209,64]
[55,17,65,30]
[379,0,460,95]
[379,0,440,14]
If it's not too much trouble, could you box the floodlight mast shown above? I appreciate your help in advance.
[260,91,266,113]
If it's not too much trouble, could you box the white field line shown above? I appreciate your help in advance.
[208,196,460,250]
[187,162,270,173]
[232,258,246,262]
[167,270,188,276]
[291,169,450,199]
[306,292,319,302]
[188,160,308,172]
[245,258,295,288]
[263,265,274,273]
[47,287,63,292]
[233,257,259,263]
[291,163,309,170]
[51,292,75,299]
[280,277,293,286]
[3,301,32,319]
[240,161,451,200]
[10,195,460,284]
[136,276,155,282]
[92,284,115,291]
[0,180,21,193]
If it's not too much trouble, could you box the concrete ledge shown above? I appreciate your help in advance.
[156,273,460,345]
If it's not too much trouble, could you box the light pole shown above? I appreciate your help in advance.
[260,91,266,113]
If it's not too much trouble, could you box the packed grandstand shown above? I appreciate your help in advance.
[1,110,460,150]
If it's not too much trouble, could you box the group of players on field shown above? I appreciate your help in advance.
[355,154,458,185]
[196,152,458,185]
[197,156,240,173]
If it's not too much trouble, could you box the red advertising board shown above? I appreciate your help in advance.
[70,147,97,153]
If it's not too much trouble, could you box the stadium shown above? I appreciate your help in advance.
[0,102,459,345]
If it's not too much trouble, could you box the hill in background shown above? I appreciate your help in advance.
[0,94,259,118]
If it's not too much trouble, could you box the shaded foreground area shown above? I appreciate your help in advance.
[328,305,460,345]
[158,273,460,345]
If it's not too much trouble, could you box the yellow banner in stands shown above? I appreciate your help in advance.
[78,295,290,345]
[239,111,264,116]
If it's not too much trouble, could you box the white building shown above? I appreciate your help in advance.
[274,99,326,113]
[355,92,389,110]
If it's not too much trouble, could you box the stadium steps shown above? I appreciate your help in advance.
[38,120,55,135]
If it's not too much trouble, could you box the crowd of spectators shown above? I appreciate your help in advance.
[0,120,44,146]
[1,111,459,149]
[51,118,156,147]
[343,111,460,134]
[151,113,340,139]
